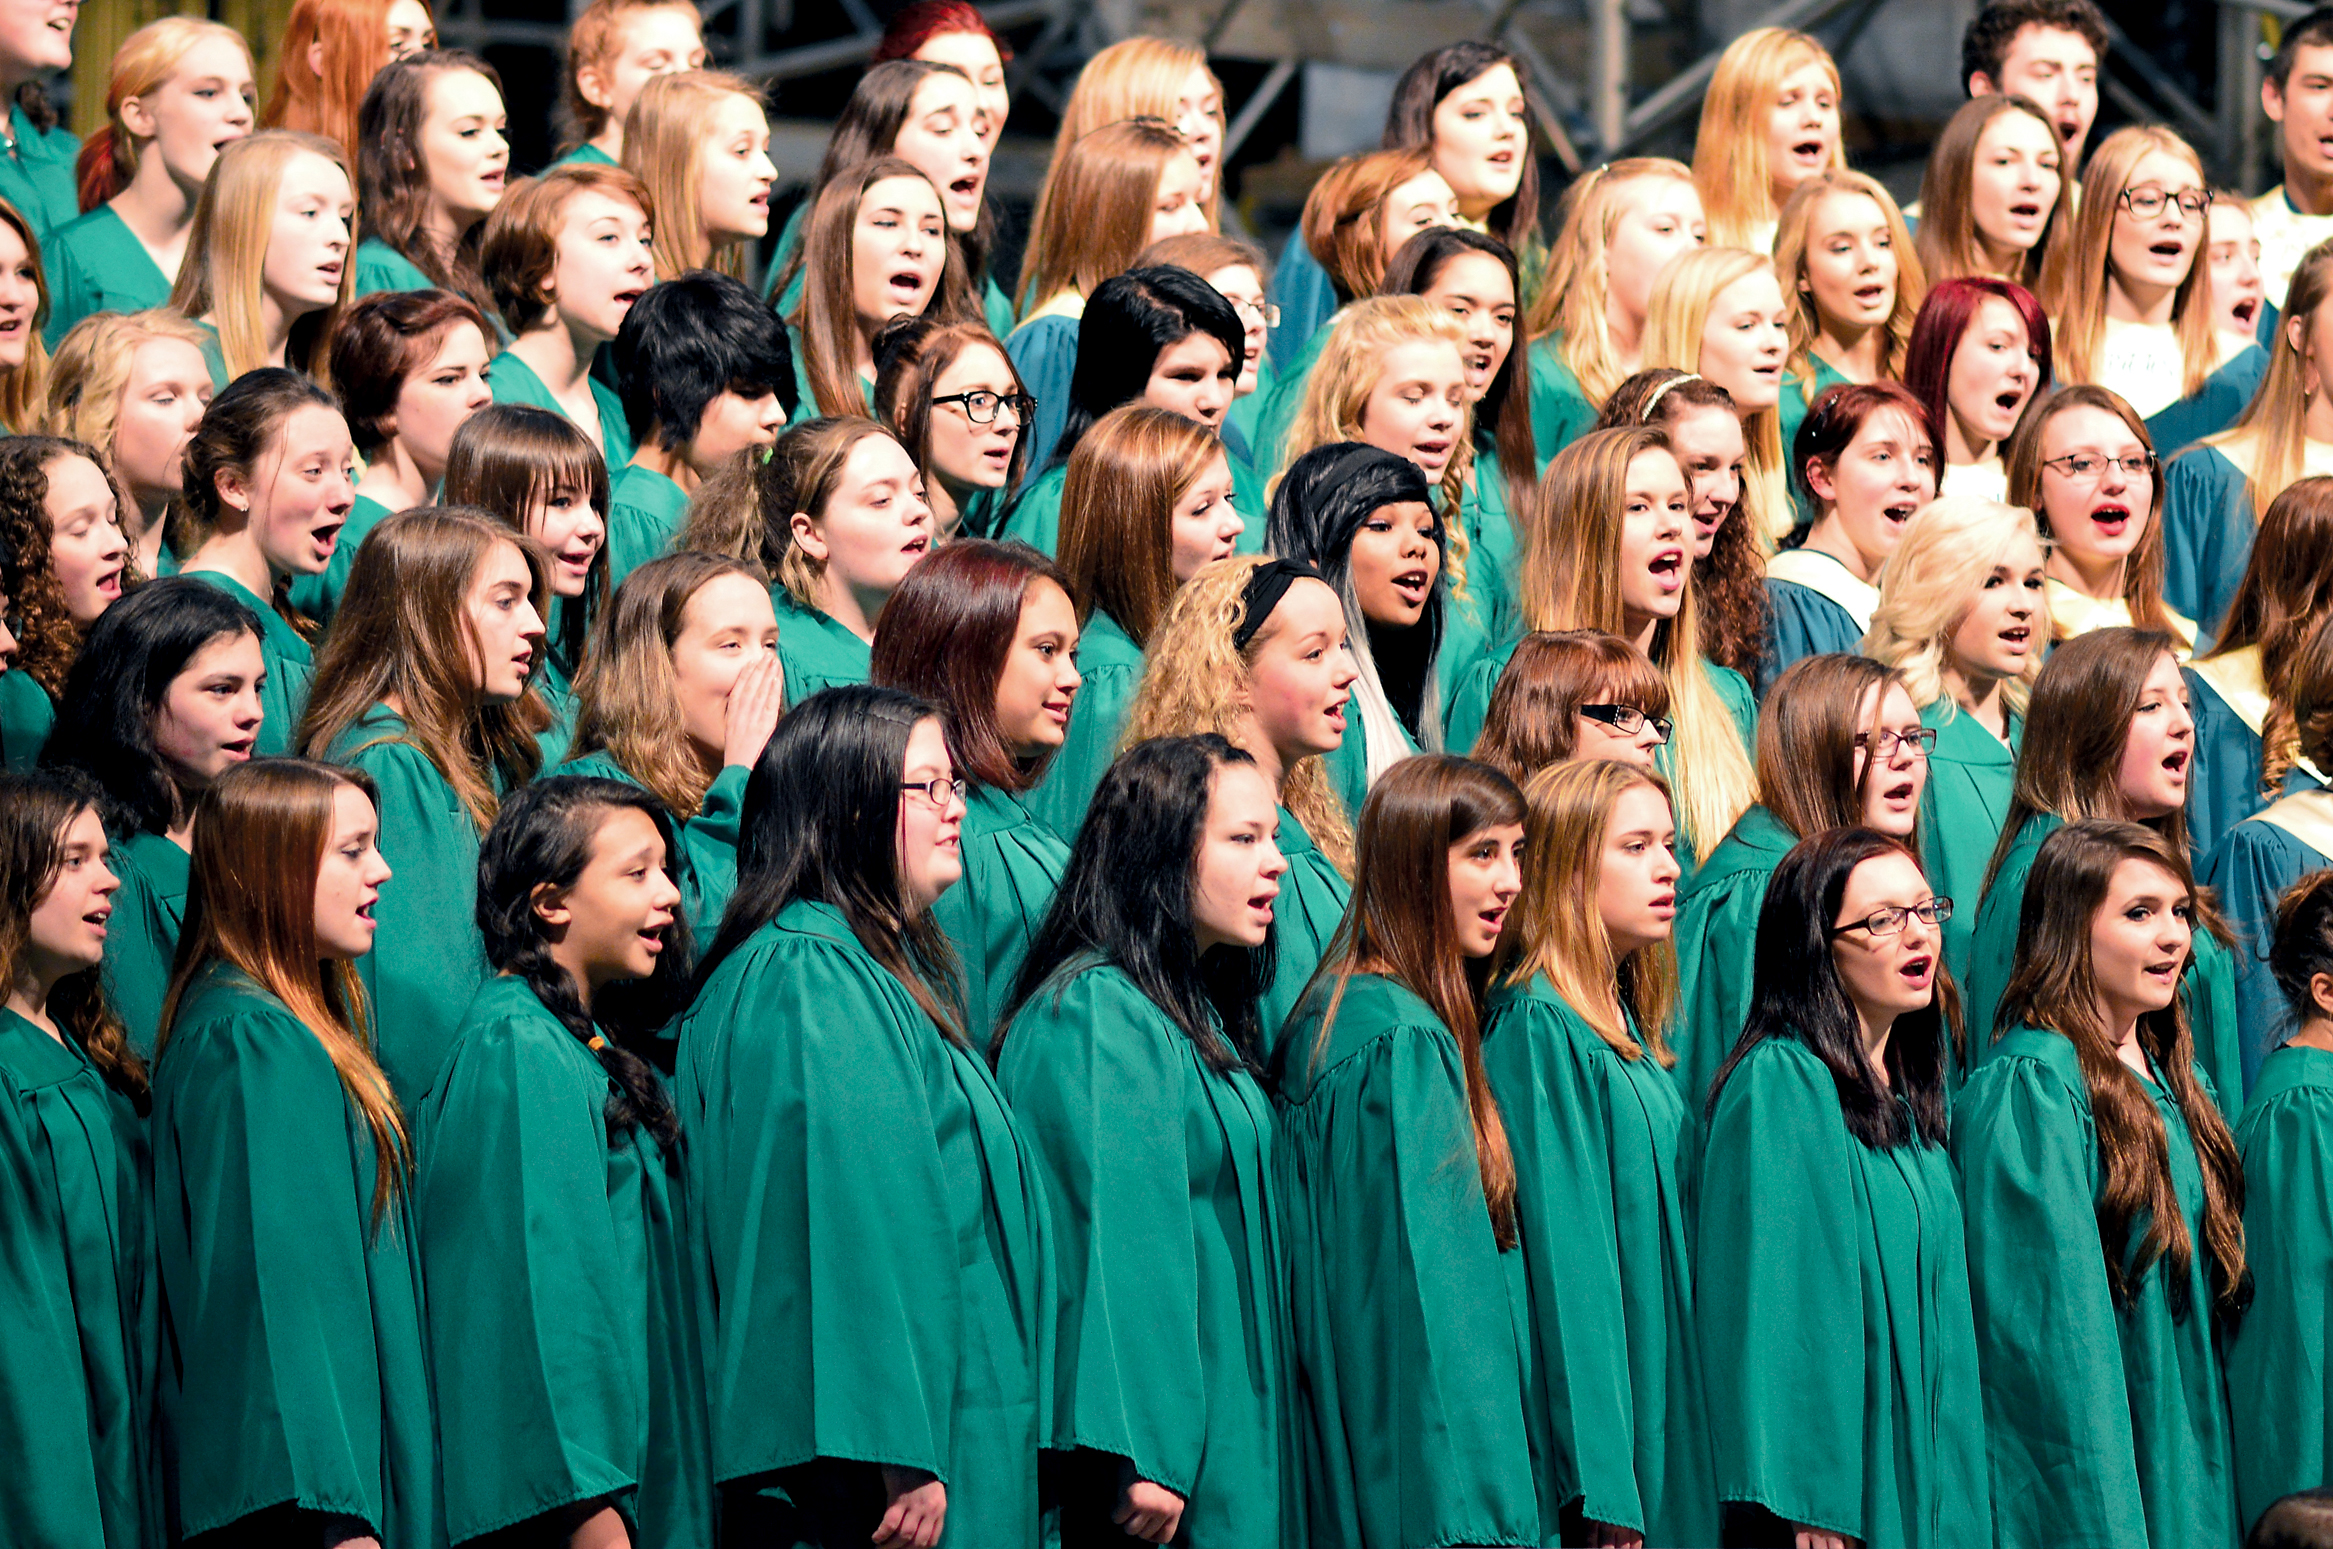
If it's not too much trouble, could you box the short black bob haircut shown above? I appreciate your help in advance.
[613,269,797,451]
[1054,264,1244,471]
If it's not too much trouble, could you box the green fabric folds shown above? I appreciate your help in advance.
[773,592,873,707]
[1670,804,1795,1116]
[606,465,689,590]
[1024,607,1141,843]
[100,829,187,1058]
[1259,805,1350,1050]
[1917,699,2018,983]
[930,785,1067,1044]
[0,665,52,769]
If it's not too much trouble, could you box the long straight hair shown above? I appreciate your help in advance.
[996,734,1271,1064]
[1755,653,1917,858]
[1054,265,1243,470]
[1529,158,1698,406]
[2005,384,2180,638]
[159,758,406,1223]
[1498,758,1679,1063]
[0,770,146,1103]
[356,52,502,315]
[1708,825,1952,1146]
[1773,169,1926,395]
[2041,126,2219,399]
[1383,225,1538,517]
[1308,754,1523,1245]
[1044,36,1225,230]
[698,684,963,1038]
[2203,477,2333,791]
[791,158,974,419]
[443,402,612,671]
[261,0,395,167]
[622,70,763,280]
[0,196,53,434]
[1902,277,2053,464]
[1383,41,1540,252]
[1997,819,2248,1315]
[1521,426,1759,854]
[170,131,355,381]
[1692,28,1844,248]
[2198,240,2333,519]
[1641,246,1788,541]
[297,507,551,829]
[1056,404,1222,648]
[1916,94,2072,288]
[1015,118,1191,317]
[566,550,768,820]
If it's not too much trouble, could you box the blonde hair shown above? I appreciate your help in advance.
[0,198,50,433]
[1015,117,1192,317]
[1274,295,1476,596]
[1520,426,1759,853]
[76,18,252,211]
[1045,37,1223,228]
[169,131,354,382]
[622,69,763,281]
[1498,758,1679,1063]
[1773,168,1926,396]
[1692,28,1844,250]
[2041,126,2219,399]
[2200,238,2333,520]
[1862,495,2047,714]
[1529,157,1698,406]
[1121,554,1356,875]
[44,308,213,472]
[1642,245,1786,544]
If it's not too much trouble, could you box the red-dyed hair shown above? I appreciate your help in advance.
[1789,379,1936,515]
[1901,277,2053,463]
[873,0,1013,64]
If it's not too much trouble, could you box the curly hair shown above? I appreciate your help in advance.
[1120,554,1356,876]
[1863,495,2047,716]
[0,436,115,696]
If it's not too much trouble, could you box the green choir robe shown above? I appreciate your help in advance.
[1260,804,1350,1051]
[42,204,168,349]
[1777,356,1853,482]
[1270,972,1540,1549]
[1004,314,1079,475]
[1461,449,1524,655]
[1317,684,1418,825]
[1918,699,2019,986]
[545,142,617,171]
[1966,813,2246,1099]
[1697,1036,1990,1548]
[2227,1043,2333,1536]
[417,976,714,1548]
[151,966,440,1546]
[673,898,1052,1544]
[288,493,396,626]
[0,105,81,239]
[322,706,491,1109]
[354,237,435,299]
[553,751,748,935]
[1954,1028,2240,1549]
[2199,788,2333,1092]
[0,1009,158,1549]
[530,602,582,768]
[1671,803,1796,1117]
[488,349,635,473]
[101,828,187,1058]
[180,569,311,756]
[1242,320,1332,493]
[605,463,689,589]
[1480,980,1717,1545]
[1265,239,1336,367]
[1762,574,1868,690]
[190,316,228,389]
[773,591,871,706]
[2160,445,2259,636]
[2145,344,2268,460]
[997,961,1296,1549]
[2185,657,2323,860]
[1527,338,1597,467]
[1,664,53,769]
[996,462,1067,554]
[1024,607,1139,843]
[930,785,1067,1045]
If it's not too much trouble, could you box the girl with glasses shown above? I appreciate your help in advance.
[1698,825,1986,1549]
[675,685,1048,1548]
[1471,629,1673,781]
[1862,495,2047,979]
[2007,383,2194,649]
[872,317,1032,539]
[1955,818,2245,1549]
[1673,653,1932,1111]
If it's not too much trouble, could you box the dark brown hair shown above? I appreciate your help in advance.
[1755,653,1916,850]
[329,288,493,456]
[0,436,112,695]
[356,50,502,314]
[443,402,611,669]
[1383,225,1538,520]
[2206,477,2333,793]
[1472,630,1670,783]
[0,768,145,1102]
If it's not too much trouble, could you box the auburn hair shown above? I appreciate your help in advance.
[1056,403,1226,648]
[75,17,253,212]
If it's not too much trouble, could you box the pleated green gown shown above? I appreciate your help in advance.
[417,976,714,1548]
[0,1009,159,1549]
[99,829,187,1058]
[1023,607,1141,843]
[1954,1027,2240,1549]
[1259,805,1351,1052]
[930,784,1068,1044]
[2225,1042,2333,1537]
[151,966,441,1546]
[1271,972,1540,1549]
[1917,698,2019,984]
[997,961,1297,1548]
[1670,804,1795,1117]
[1479,979,1717,1546]
[1696,1037,1990,1549]
[674,897,1052,1545]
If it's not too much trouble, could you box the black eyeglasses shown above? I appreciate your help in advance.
[2116,184,2212,219]
[931,390,1036,425]
[1579,703,1673,744]
[1854,727,1939,760]
[901,776,967,807]
[1830,897,1954,938]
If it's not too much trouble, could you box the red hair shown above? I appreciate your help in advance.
[872,0,1012,64]
[1791,379,1936,512]
[1901,277,2053,464]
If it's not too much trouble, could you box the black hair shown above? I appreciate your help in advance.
[612,269,798,451]
[2271,870,2333,1044]
[1053,265,1244,470]
[1267,441,1445,746]
[2271,8,2333,89]
[697,684,965,1040]
[476,777,692,1146]
[1961,0,2110,93]
[1707,825,1953,1147]
[2250,1489,2333,1549]
[41,578,267,836]
[1383,41,1540,251]
[1381,225,1538,516]
[995,734,1274,1067]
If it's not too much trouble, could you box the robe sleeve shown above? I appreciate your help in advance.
[678,764,749,934]
[1693,1042,1872,1539]
[419,1007,637,1541]
[1005,318,1078,476]
[1671,866,1772,1121]
[2160,448,2256,637]
[1444,651,1507,756]
[997,971,1210,1495]
[101,845,180,1059]
[1951,1053,2151,1548]
[2188,930,2248,1114]
[2228,1073,2333,1533]
[1527,346,1597,466]
[928,810,1067,1047]
[2200,821,2307,1091]
[158,1010,397,1537]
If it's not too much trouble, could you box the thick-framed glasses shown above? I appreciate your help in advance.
[1231,299,1280,329]
[1831,897,1954,938]
[931,390,1035,426]
[1854,726,1939,760]
[901,776,967,807]
[2117,184,2212,219]
[1579,702,1673,744]
[2040,451,2157,482]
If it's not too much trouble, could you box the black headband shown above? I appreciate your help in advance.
[1232,558,1325,651]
